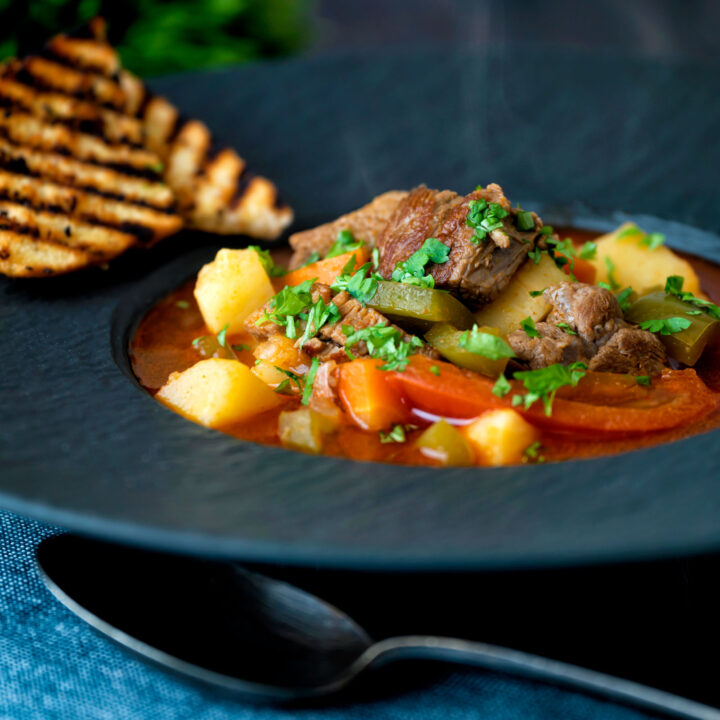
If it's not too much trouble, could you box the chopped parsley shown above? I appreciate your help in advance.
[326,229,363,259]
[430,365,440,376]
[597,281,612,291]
[343,323,423,371]
[578,241,597,260]
[664,275,720,320]
[604,256,620,290]
[232,343,250,351]
[298,295,342,347]
[301,357,320,405]
[635,375,651,386]
[637,317,692,335]
[465,199,509,244]
[640,232,665,250]
[379,424,407,444]
[529,288,545,298]
[522,441,545,464]
[687,310,704,316]
[616,287,634,313]
[249,245,286,277]
[391,237,450,288]
[371,246,380,270]
[274,367,304,396]
[175,300,190,309]
[528,248,543,264]
[300,251,320,267]
[617,224,643,239]
[492,374,512,398]
[458,325,515,360]
[520,316,540,338]
[331,261,381,304]
[512,362,587,416]
[145,160,164,174]
[556,322,578,335]
[216,324,229,349]
[516,210,535,231]
[540,225,553,236]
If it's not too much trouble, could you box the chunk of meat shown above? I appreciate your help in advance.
[545,282,622,349]
[508,322,590,370]
[376,183,544,307]
[588,328,667,375]
[288,190,408,268]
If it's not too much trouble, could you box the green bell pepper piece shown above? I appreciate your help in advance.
[625,291,719,365]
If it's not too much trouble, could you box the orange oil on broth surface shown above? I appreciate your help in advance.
[130,229,720,465]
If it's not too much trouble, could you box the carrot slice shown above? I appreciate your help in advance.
[283,248,370,288]
[338,358,407,431]
[556,253,597,284]
[386,355,718,436]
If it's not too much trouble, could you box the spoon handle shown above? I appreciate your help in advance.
[360,636,719,720]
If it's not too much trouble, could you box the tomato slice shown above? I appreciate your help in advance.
[387,356,719,436]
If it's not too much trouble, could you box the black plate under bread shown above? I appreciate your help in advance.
[2,48,720,570]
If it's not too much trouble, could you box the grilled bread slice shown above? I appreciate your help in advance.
[0,17,291,277]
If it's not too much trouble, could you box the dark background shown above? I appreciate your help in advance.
[2,0,720,76]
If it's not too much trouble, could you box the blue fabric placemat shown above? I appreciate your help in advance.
[0,510,659,720]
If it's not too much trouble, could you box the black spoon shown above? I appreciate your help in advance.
[36,534,718,719]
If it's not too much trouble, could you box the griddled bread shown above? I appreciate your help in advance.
[0,16,292,277]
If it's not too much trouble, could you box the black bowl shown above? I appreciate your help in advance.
[2,49,720,570]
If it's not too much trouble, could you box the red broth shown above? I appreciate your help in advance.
[130,230,720,466]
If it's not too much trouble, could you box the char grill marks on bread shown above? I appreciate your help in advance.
[0,17,292,277]
[508,282,667,375]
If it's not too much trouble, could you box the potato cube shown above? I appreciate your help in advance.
[157,358,280,428]
[194,248,275,334]
[591,223,701,296]
[252,359,290,386]
[474,253,567,336]
[463,409,539,466]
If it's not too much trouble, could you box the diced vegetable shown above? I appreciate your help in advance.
[252,360,291,387]
[156,358,280,428]
[278,407,339,454]
[368,281,475,331]
[416,420,473,466]
[625,291,720,365]
[463,409,539,466]
[283,248,370,287]
[386,355,717,435]
[194,248,275,334]
[590,223,701,296]
[474,253,567,335]
[253,334,310,373]
[337,358,407,431]
[425,323,509,377]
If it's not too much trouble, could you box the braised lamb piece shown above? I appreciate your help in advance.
[375,183,545,307]
[508,282,667,375]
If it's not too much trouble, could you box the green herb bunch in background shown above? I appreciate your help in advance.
[0,0,312,76]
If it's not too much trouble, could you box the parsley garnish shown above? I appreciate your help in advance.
[617,224,643,239]
[326,229,363,259]
[529,288,545,298]
[216,324,229,348]
[556,322,578,335]
[637,317,692,335]
[522,441,545,464]
[274,367,304,396]
[379,424,407,444]
[371,246,380,270]
[249,245,286,277]
[686,310,703,316]
[300,251,320,267]
[145,160,164,174]
[604,256,619,290]
[343,323,423,371]
[175,300,190,309]
[616,287,634,313]
[430,365,440,376]
[664,275,720,320]
[635,375,651,386]
[578,241,597,260]
[458,325,515,360]
[540,226,553,236]
[512,362,587,416]
[391,238,450,288]
[640,232,665,250]
[466,199,509,244]
[232,343,250,351]
[331,261,382,304]
[520,316,540,338]
[528,248,543,264]
[301,357,320,405]
[492,374,512,398]
[298,296,342,347]
[597,281,612,290]
[516,210,535,231]
[257,280,315,337]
